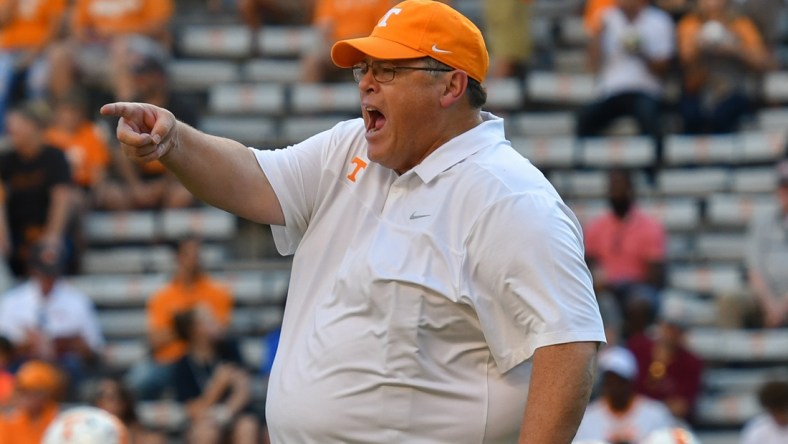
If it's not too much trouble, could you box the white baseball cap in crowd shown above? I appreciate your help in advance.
[597,346,638,380]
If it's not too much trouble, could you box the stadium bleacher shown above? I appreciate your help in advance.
[31,0,785,440]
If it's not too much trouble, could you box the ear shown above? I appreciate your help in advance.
[439,70,468,108]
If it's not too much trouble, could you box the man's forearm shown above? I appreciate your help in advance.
[160,122,284,225]
[518,341,599,444]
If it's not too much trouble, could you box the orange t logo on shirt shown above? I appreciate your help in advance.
[347,156,368,183]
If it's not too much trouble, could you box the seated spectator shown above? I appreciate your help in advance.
[575,346,677,443]
[737,0,786,59]
[584,169,667,338]
[172,307,259,444]
[300,0,393,83]
[584,0,616,35]
[677,0,771,133]
[126,236,233,400]
[483,0,531,79]
[237,0,314,55]
[575,0,674,152]
[93,376,167,444]
[0,242,104,396]
[0,360,63,444]
[0,0,67,133]
[48,0,174,101]
[627,307,703,423]
[741,380,788,444]
[100,43,195,210]
[723,159,788,328]
[0,101,74,277]
[0,336,15,408]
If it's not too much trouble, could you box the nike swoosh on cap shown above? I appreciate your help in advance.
[431,44,452,54]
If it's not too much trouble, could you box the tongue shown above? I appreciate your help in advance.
[374,114,386,130]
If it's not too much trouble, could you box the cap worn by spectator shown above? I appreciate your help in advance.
[598,346,638,380]
[16,360,62,394]
[28,243,64,277]
[330,0,490,83]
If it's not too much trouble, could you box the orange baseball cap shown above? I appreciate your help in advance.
[331,0,489,83]
[16,360,62,393]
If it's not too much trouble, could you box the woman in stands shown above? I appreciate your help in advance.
[93,376,167,444]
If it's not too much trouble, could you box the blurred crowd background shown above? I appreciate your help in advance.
[0,0,788,443]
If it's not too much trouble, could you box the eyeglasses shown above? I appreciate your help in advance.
[351,60,454,83]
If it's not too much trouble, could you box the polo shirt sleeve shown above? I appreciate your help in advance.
[462,192,606,373]
[250,124,345,256]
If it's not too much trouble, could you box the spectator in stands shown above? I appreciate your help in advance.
[736,0,786,59]
[575,346,677,443]
[483,0,531,79]
[237,0,314,55]
[127,236,233,400]
[0,360,63,443]
[48,0,174,102]
[300,0,394,83]
[0,242,104,396]
[585,169,667,338]
[0,336,15,408]
[172,307,259,444]
[0,0,67,134]
[93,376,167,444]
[100,43,195,211]
[741,380,788,444]
[575,0,674,153]
[730,158,788,328]
[0,101,74,277]
[584,0,615,35]
[627,306,703,423]
[677,0,771,134]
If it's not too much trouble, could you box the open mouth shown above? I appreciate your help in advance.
[365,107,386,134]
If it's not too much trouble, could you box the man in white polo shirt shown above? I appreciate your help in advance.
[101,1,606,442]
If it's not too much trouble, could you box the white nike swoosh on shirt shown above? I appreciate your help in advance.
[431,44,452,54]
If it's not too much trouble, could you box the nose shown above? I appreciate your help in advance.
[358,69,379,95]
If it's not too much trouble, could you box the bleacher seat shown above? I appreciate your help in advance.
[687,328,788,362]
[739,130,786,163]
[564,199,606,224]
[656,168,729,196]
[508,112,575,137]
[208,83,286,114]
[661,289,717,327]
[258,26,318,57]
[732,166,777,193]
[695,233,747,262]
[580,136,655,168]
[763,70,788,103]
[243,59,302,83]
[290,83,360,114]
[640,198,701,232]
[704,367,788,393]
[102,340,146,370]
[138,400,188,432]
[526,71,596,104]
[169,60,240,91]
[663,134,738,165]
[510,136,577,168]
[706,193,776,227]
[179,25,251,58]
[756,108,788,132]
[161,207,237,240]
[71,269,289,307]
[667,264,744,294]
[695,432,742,444]
[695,391,759,426]
[199,116,277,145]
[85,211,158,243]
[666,234,693,261]
[82,244,227,275]
[550,170,608,197]
[558,15,588,47]
[280,116,345,143]
[484,78,523,110]
[553,49,586,73]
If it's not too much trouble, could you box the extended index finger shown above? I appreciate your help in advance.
[99,102,142,119]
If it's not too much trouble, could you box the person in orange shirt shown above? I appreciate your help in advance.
[301,0,394,82]
[0,336,15,409]
[49,0,174,101]
[125,236,233,400]
[45,89,110,191]
[0,360,63,444]
[0,0,67,133]
[677,0,771,133]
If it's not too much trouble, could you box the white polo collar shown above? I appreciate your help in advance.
[410,112,505,184]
